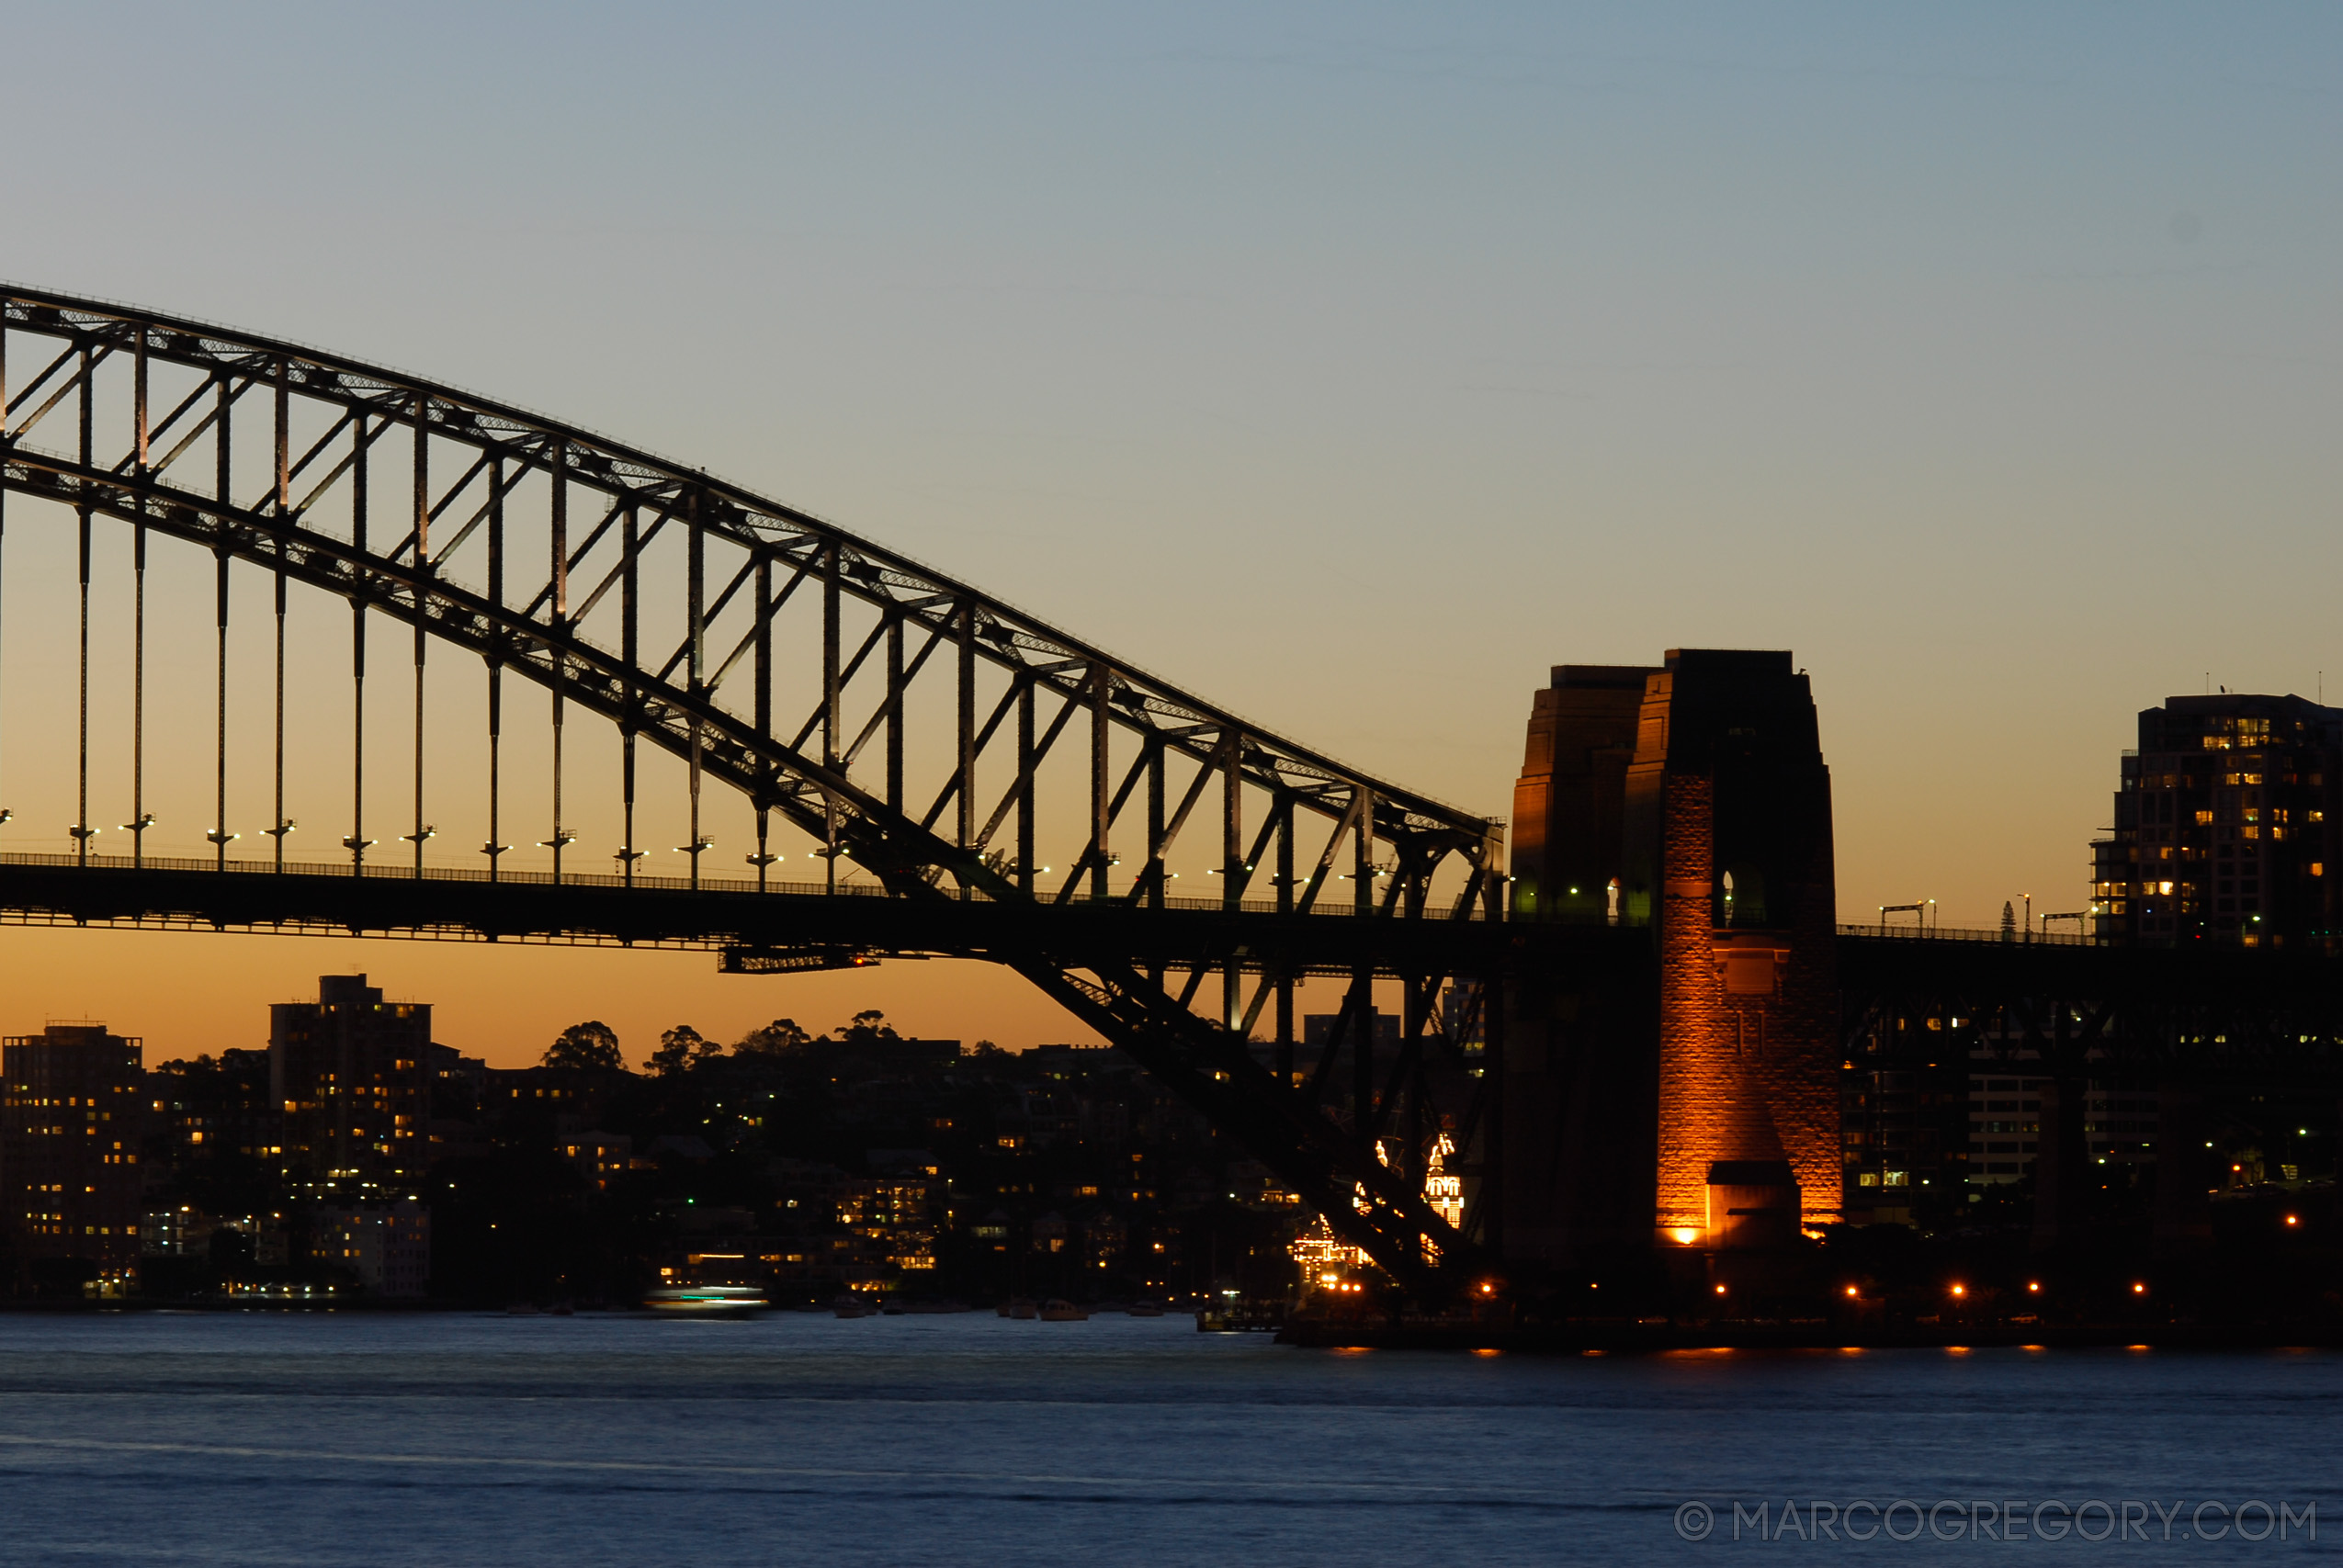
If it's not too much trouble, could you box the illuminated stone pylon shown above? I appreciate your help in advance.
[1505,650,1842,1263]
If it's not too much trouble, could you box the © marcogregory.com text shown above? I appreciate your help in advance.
[1671,1498,2315,1543]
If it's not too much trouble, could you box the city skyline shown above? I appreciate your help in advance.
[6,14,2340,1563]
[6,4,2341,1059]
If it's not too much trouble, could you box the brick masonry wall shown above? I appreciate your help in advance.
[1654,773,1731,1234]
[1771,808,1844,1229]
[1653,772,1843,1235]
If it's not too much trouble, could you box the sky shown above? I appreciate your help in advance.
[3,3,2339,1065]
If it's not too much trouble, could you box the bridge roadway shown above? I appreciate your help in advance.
[1835,924,2343,1012]
[0,851,1619,979]
[8,852,2335,1011]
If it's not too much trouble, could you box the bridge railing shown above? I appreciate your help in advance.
[1839,921,2105,947]
[0,851,1491,920]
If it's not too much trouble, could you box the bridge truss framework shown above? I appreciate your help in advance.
[0,286,1522,1298]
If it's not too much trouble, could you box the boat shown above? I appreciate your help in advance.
[832,1293,874,1318]
[1126,1300,1166,1317]
[1006,1297,1037,1320]
[642,1284,766,1317]
[1038,1299,1089,1322]
[1195,1299,1285,1333]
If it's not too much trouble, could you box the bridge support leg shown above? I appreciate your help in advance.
[1275,976,1294,1086]
[2152,1085,2213,1258]
[484,665,504,880]
[75,344,92,866]
[2031,1052,2086,1252]
[1482,968,1505,1260]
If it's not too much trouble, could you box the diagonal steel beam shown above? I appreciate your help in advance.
[655,549,760,686]
[4,337,84,424]
[570,500,677,625]
[920,671,1027,835]
[843,617,949,772]
[1125,732,1226,907]
[974,676,1081,852]
[112,374,212,472]
[711,550,816,694]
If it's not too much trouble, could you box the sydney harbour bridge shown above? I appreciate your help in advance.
[3,287,2337,1300]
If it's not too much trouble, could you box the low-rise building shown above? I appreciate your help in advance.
[312,1202,430,1298]
[560,1132,632,1192]
[138,1208,291,1269]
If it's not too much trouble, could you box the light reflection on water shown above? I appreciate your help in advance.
[0,1313,2333,1565]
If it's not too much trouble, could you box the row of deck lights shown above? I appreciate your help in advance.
[1816,1280,2149,1302]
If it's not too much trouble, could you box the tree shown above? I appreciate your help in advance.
[835,1009,900,1046]
[544,1021,624,1072]
[649,1024,716,1076]
[734,1018,813,1058]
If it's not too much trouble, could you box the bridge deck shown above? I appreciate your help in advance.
[6,855,2333,1002]
[0,854,1619,981]
[1837,927,2343,1007]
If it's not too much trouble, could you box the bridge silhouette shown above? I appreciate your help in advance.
[3,288,2337,1299]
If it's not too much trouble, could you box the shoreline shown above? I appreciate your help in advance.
[1274,1318,2343,1352]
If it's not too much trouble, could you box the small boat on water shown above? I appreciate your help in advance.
[1195,1299,1285,1333]
[1038,1299,1089,1322]
[643,1284,766,1317]
[832,1294,875,1318]
[1126,1300,1166,1317]
[1005,1297,1038,1320]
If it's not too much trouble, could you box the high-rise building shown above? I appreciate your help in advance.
[2,1023,149,1280]
[2091,694,2341,949]
[270,976,432,1196]
[150,1047,282,1168]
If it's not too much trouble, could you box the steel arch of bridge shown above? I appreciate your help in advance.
[0,286,1510,1296]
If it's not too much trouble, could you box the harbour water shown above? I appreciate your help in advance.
[0,1312,2334,1564]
